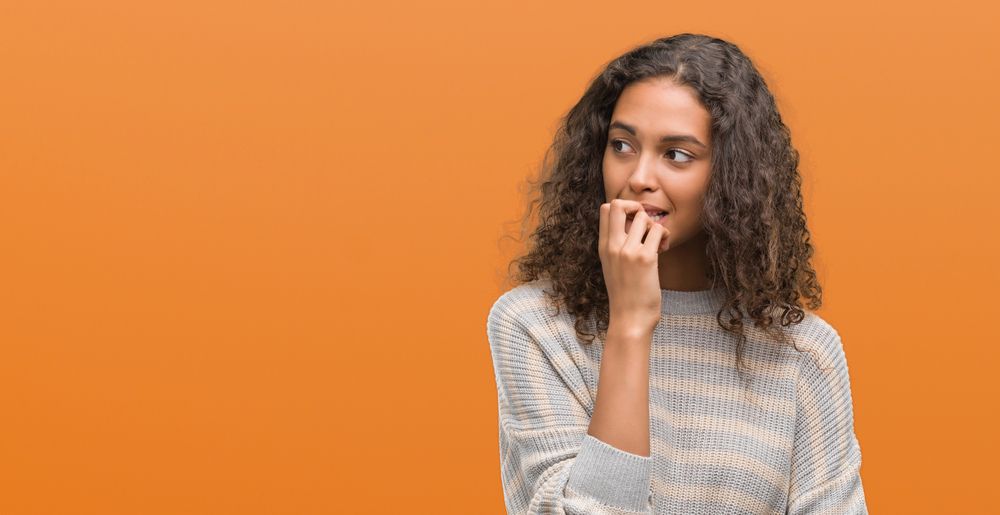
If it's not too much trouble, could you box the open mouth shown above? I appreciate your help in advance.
[628,210,668,222]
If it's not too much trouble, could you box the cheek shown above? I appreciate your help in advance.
[666,194,705,232]
[601,158,628,192]
[601,173,618,201]
[679,206,711,242]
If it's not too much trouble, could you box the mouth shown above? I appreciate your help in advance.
[627,210,669,222]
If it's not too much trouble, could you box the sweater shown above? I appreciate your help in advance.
[486,279,867,514]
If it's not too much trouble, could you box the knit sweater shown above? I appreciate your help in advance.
[486,279,867,514]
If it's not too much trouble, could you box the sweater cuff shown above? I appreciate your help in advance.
[565,434,653,511]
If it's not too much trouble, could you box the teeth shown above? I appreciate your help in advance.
[629,211,668,221]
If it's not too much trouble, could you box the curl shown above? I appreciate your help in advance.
[498,34,823,391]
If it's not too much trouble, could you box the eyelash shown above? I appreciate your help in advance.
[609,139,694,164]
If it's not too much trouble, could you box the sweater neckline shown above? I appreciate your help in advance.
[661,286,728,314]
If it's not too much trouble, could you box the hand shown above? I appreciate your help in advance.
[598,199,671,336]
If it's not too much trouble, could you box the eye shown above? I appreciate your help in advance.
[666,149,694,163]
[610,139,695,164]
[610,139,633,153]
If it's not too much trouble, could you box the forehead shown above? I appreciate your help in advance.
[610,78,711,138]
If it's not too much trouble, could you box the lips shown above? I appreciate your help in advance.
[640,202,668,216]
[626,209,668,219]
[626,212,668,227]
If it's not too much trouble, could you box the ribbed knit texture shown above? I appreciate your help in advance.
[486,279,867,514]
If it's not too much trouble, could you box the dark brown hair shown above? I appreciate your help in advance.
[500,33,822,385]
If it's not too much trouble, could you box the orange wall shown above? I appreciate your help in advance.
[1,1,998,513]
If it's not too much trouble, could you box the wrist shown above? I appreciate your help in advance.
[606,322,653,345]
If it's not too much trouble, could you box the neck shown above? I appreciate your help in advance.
[657,230,713,291]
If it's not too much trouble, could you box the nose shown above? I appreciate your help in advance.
[627,155,659,193]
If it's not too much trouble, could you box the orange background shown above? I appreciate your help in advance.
[2,1,998,513]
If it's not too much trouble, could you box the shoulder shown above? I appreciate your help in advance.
[487,278,559,330]
[486,278,587,368]
[779,311,859,403]
[780,310,849,373]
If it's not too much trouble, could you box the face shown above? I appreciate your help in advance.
[602,76,713,251]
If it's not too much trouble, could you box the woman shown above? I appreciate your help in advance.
[487,33,868,514]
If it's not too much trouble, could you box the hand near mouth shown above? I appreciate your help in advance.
[599,199,671,335]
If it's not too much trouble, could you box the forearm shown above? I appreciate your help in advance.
[586,323,652,457]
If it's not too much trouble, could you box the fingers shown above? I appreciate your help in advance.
[624,209,650,248]
[599,202,609,257]
[645,223,670,254]
[608,199,626,249]
[606,199,668,255]
[608,199,642,250]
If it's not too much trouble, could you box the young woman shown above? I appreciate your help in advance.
[487,34,868,514]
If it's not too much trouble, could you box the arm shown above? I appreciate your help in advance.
[786,330,868,514]
[487,297,653,515]
[586,323,651,458]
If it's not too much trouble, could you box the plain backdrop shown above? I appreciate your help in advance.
[1,1,998,513]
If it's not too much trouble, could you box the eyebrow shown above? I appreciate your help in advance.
[609,121,708,150]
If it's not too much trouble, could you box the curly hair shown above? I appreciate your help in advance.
[500,33,823,385]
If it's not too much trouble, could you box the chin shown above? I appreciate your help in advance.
[660,230,701,252]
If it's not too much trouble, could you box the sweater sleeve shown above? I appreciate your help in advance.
[487,295,653,515]
[786,329,868,514]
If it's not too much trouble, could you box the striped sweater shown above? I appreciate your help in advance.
[486,279,867,514]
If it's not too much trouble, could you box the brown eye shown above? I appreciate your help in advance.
[610,139,633,153]
[667,149,694,163]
